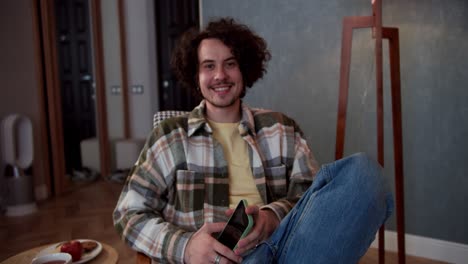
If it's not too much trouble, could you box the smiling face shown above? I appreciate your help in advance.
[197,38,244,119]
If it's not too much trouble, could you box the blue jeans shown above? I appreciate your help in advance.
[243,153,394,263]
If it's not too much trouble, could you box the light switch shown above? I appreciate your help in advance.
[111,85,121,95]
[131,85,144,94]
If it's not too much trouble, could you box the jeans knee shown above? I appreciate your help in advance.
[334,152,382,179]
[331,152,391,206]
[348,153,393,215]
[349,152,380,170]
[347,152,383,182]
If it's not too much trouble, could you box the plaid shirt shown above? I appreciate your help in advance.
[113,101,319,263]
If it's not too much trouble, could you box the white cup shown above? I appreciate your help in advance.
[31,252,72,264]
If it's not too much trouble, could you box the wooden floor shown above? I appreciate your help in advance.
[0,179,136,263]
[0,179,447,264]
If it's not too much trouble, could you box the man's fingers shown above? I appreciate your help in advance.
[237,229,260,247]
[202,222,227,234]
[225,208,234,217]
[245,205,259,215]
[214,242,242,263]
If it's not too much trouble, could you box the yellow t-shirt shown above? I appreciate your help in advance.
[209,120,264,208]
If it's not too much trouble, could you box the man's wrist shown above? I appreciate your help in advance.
[261,208,280,229]
[182,232,195,264]
[260,205,282,222]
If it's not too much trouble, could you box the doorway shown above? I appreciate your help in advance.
[155,0,201,111]
[34,0,110,196]
[54,0,96,177]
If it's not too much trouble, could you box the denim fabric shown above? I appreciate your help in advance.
[242,153,394,264]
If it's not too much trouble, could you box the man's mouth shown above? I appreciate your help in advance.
[213,86,229,92]
[210,83,233,92]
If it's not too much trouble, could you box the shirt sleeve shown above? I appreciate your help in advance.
[113,132,193,263]
[261,124,320,220]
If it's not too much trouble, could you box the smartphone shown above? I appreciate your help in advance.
[217,199,254,250]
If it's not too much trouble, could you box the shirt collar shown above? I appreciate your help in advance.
[187,100,256,138]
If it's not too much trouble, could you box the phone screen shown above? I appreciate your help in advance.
[217,200,253,249]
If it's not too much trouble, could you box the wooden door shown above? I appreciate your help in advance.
[155,0,201,111]
[55,0,95,174]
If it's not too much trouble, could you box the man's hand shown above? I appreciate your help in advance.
[184,222,243,264]
[230,205,280,256]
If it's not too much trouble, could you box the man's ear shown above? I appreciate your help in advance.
[240,86,247,98]
[193,74,203,97]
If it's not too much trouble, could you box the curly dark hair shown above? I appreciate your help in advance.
[171,17,271,98]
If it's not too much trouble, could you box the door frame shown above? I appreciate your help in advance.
[33,0,110,195]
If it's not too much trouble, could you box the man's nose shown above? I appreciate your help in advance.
[214,67,227,81]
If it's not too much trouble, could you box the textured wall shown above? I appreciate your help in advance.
[201,0,468,244]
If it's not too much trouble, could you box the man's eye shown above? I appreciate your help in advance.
[226,61,237,68]
[204,64,215,70]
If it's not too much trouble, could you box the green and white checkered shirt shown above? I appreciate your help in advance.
[113,100,319,263]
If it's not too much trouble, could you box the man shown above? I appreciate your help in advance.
[113,17,393,264]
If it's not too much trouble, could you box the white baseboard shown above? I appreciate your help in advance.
[371,230,468,264]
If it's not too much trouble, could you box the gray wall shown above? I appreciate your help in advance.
[201,0,468,244]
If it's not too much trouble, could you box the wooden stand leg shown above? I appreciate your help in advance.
[335,11,405,264]
[336,16,374,160]
[383,27,406,264]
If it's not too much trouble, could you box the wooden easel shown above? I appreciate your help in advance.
[334,0,405,263]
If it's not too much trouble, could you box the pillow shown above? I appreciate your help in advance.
[153,111,189,128]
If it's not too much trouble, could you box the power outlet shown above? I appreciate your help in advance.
[131,85,144,94]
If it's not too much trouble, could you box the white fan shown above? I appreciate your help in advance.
[1,114,37,216]
[1,114,33,170]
